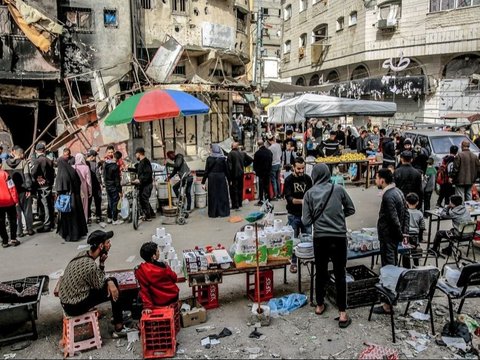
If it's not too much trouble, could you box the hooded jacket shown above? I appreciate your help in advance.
[377,185,409,243]
[4,158,32,192]
[381,137,396,165]
[302,163,355,237]
[135,261,179,308]
[103,160,121,192]
[439,204,472,236]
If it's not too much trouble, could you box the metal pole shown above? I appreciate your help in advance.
[253,6,263,87]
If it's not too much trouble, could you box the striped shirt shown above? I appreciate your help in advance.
[321,139,340,157]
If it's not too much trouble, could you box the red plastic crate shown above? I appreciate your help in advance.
[140,308,176,359]
[243,173,255,201]
[168,301,181,335]
[192,284,219,309]
[246,270,274,302]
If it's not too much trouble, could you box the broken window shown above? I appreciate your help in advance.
[141,0,152,9]
[209,69,225,77]
[262,7,269,15]
[284,4,292,20]
[284,40,291,54]
[312,24,328,43]
[173,64,186,75]
[172,0,187,14]
[349,11,357,26]
[299,0,307,12]
[236,9,247,33]
[336,17,344,31]
[64,7,94,32]
[103,9,118,28]
[299,33,307,47]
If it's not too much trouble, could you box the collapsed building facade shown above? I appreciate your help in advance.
[0,0,252,163]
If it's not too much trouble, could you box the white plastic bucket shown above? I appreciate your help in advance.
[157,182,168,199]
[194,181,204,195]
[195,193,207,208]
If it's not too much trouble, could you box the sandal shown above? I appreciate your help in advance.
[315,303,328,315]
[372,305,392,315]
[289,264,297,274]
[8,239,20,247]
[339,316,352,328]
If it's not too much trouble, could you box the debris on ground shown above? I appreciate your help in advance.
[196,325,216,333]
[410,311,430,321]
[358,343,399,360]
[9,341,31,351]
[441,336,467,352]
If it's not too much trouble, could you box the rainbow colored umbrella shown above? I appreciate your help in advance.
[104,89,210,126]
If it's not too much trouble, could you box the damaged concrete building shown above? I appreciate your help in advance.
[0,0,252,162]
[279,0,480,124]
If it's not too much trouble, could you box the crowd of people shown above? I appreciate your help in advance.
[0,143,157,247]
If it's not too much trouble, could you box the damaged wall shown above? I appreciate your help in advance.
[59,0,132,80]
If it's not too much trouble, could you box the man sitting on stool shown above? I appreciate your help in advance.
[59,230,130,338]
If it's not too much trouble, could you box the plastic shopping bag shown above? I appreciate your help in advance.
[267,293,307,317]
[120,195,129,220]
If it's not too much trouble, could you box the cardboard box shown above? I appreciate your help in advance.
[180,297,207,328]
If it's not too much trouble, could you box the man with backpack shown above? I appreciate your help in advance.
[436,145,458,207]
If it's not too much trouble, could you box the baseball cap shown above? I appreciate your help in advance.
[87,230,114,247]
[35,143,46,151]
[87,149,98,157]
[400,150,413,160]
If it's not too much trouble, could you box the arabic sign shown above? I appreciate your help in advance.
[146,36,184,83]
[202,22,235,50]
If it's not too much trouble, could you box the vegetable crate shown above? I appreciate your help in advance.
[246,270,274,302]
[326,265,379,309]
[140,308,176,359]
[191,284,219,310]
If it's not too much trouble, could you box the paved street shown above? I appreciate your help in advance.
[1,186,478,359]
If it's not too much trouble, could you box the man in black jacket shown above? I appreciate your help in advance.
[253,139,273,205]
[31,143,55,232]
[86,150,103,224]
[166,151,193,211]
[381,132,396,169]
[284,157,312,273]
[374,168,409,314]
[394,151,423,209]
[103,146,123,225]
[132,147,154,221]
[227,142,253,210]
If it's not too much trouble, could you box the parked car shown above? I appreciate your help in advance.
[402,130,480,167]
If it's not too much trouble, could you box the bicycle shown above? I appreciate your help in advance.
[123,171,143,230]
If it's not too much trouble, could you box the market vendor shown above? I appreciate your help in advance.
[135,242,179,313]
[59,230,131,338]
[319,131,340,157]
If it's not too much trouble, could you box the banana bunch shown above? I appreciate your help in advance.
[315,153,367,163]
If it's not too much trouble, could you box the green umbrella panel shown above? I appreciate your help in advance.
[104,92,143,126]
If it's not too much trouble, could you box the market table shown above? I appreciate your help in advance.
[307,159,370,189]
[297,245,411,305]
[424,205,480,250]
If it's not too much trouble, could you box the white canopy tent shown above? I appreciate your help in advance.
[267,94,397,124]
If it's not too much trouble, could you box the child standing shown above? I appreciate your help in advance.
[423,158,437,215]
[403,193,425,268]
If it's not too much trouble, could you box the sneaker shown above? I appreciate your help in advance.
[107,218,113,224]
[112,326,134,338]
[112,220,124,225]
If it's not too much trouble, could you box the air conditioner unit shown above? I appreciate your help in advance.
[298,47,305,59]
[377,18,397,29]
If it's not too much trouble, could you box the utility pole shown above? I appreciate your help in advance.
[252,6,263,87]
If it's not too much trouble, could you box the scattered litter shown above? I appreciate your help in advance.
[3,354,16,360]
[408,330,428,339]
[358,343,399,360]
[10,341,31,351]
[442,336,467,352]
[127,330,139,343]
[405,340,428,353]
[196,325,215,333]
[457,314,480,333]
[125,255,135,263]
[115,339,127,347]
[216,327,232,338]
[267,293,307,317]
[271,354,280,358]
[410,311,430,321]
[99,222,107,228]
[49,269,64,279]
[181,303,191,312]
[245,347,261,354]
[77,244,89,250]
[200,336,220,349]
[126,341,135,352]
[435,309,447,316]
[177,349,185,354]
[249,328,263,339]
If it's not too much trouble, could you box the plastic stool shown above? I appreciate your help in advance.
[61,310,102,358]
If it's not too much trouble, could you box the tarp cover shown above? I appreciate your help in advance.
[267,94,397,124]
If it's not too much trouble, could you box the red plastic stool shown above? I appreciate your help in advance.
[61,310,102,358]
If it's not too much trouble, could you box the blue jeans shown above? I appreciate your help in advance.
[288,214,312,265]
[270,164,281,197]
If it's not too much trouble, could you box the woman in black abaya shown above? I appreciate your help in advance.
[202,144,230,218]
[56,157,88,241]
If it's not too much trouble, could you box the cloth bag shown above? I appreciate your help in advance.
[55,194,71,213]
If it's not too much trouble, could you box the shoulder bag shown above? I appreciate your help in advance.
[55,193,72,213]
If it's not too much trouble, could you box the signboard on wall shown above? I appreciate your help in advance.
[146,36,184,83]
[202,23,234,50]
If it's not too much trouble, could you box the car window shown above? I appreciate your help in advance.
[431,136,479,154]
[417,135,432,153]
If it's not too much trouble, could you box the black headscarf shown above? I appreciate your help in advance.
[56,157,81,193]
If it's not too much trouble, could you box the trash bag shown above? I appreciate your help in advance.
[267,293,307,317]
[120,195,129,219]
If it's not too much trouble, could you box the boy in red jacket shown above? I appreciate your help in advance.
[135,242,179,314]
[0,160,20,247]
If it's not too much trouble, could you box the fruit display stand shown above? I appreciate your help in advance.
[309,153,370,189]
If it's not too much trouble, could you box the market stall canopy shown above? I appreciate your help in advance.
[104,89,210,126]
[267,94,397,124]
[264,81,334,94]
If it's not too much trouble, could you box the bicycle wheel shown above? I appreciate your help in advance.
[132,196,139,230]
